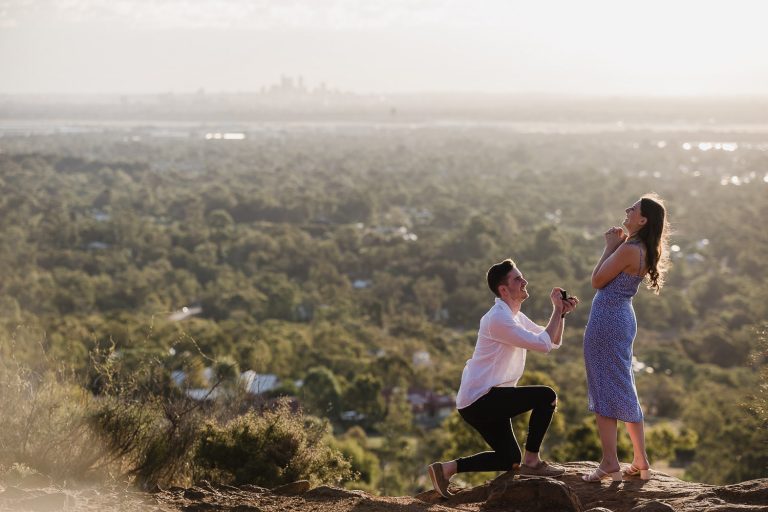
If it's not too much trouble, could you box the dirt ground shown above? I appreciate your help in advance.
[1,462,766,512]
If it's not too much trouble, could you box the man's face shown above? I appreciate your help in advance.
[500,268,528,303]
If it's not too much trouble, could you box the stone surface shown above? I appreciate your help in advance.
[629,500,676,512]
[482,475,582,512]
[303,485,365,500]
[183,487,209,500]
[151,463,768,512]
[239,485,269,494]
[270,480,311,496]
[0,461,764,511]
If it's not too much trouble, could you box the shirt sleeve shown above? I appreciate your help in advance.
[519,312,560,351]
[488,313,554,353]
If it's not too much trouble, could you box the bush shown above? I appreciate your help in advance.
[0,340,354,491]
[333,434,379,491]
[194,399,353,487]
[646,423,677,461]
[0,360,108,481]
[88,347,352,489]
[89,395,201,489]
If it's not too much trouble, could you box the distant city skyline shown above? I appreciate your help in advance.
[1,0,767,96]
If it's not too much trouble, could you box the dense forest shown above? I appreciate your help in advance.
[0,123,765,493]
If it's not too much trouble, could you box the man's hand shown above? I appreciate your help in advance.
[547,288,580,346]
[550,288,565,315]
[551,288,579,318]
[561,295,579,316]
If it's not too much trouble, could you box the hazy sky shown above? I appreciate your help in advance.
[1,0,767,95]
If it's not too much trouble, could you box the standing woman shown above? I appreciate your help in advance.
[582,194,670,482]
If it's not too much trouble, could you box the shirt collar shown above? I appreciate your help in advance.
[494,297,515,316]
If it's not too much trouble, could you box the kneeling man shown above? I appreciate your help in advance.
[428,259,579,497]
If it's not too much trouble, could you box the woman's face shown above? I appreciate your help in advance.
[623,200,647,234]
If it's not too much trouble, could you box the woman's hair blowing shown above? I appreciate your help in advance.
[635,193,670,293]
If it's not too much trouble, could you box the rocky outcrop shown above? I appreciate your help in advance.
[3,462,763,511]
[152,462,768,512]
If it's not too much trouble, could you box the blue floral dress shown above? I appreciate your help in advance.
[583,244,645,423]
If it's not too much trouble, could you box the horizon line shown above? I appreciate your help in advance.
[2,90,768,100]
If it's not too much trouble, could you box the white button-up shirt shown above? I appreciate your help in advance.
[455,298,558,409]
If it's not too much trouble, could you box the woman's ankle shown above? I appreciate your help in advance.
[631,458,650,469]
[599,459,621,472]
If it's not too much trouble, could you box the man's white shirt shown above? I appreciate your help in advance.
[455,298,559,409]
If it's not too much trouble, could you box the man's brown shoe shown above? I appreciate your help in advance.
[519,461,565,477]
[428,462,453,498]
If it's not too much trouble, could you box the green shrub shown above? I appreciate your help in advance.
[646,422,677,461]
[0,361,108,480]
[88,395,201,488]
[333,432,379,490]
[194,399,352,487]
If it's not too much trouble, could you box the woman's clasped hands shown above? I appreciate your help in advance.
[604,226,627,252]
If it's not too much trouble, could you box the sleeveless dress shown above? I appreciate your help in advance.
[583,243,645,423]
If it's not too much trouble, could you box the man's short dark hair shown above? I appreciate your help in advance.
[487,259,516,298]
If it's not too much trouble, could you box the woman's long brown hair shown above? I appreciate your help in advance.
[634,193,670,294]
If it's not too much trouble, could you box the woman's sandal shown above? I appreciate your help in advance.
[623,464,651,480]
[582,467,623,482]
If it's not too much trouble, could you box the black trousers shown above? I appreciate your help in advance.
[456,386,557,473]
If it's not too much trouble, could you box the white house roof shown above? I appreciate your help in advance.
[241,371,280,394]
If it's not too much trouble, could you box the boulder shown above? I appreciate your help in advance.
[482,475,582,512]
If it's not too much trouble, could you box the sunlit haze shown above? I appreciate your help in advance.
[1,0,768,95]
